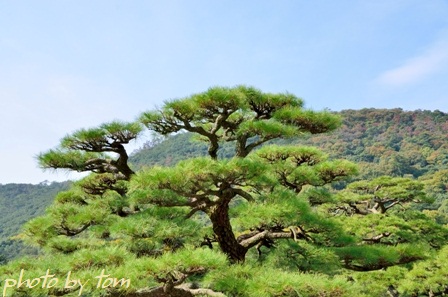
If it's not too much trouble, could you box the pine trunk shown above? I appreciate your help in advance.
[208,198,247,263]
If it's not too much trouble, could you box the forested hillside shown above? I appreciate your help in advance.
[298,108,448,178]
[0,181,71,261]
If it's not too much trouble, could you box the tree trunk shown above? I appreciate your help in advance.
[208,140,219,160]
[235,135,248,158]
[208,198,247,263]
[114,144,135,180]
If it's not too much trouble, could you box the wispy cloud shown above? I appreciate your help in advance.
[376,35,448,86]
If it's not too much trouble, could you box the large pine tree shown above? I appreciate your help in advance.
[1,86,446,297]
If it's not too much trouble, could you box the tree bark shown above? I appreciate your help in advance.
[112,143,135,180]
[208,197,247,263]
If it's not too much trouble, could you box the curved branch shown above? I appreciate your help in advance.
[233,188,254,202]
[56,220,92,236]
[118,267,227,297]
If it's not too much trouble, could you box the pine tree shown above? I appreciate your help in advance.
[1,86,446,297]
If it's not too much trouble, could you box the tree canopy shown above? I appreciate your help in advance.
[38,121,143,181]
[140,86,340,159]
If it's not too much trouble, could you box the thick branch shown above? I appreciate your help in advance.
[384,200,402,211]
[237,224,317,253]
[56,220,92,236]
[177,284,227,297]
[238,229,306,249]
[111,143,134,179]
[241,135,278,157]
[233,188,254,202]
[117,267,227,297]
[362,232,391,244]
[342,255,423,271]
[120,285,226,297]
[278,171,303,193]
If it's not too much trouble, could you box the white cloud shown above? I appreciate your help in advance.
[376,35,448,86]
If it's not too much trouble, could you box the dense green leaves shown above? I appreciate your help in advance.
[130,157,270,205]
[273,107,342,133]
[255,145,358,193]
[38,150,107,172]
[38,120,142,180]
[60,121,143,149]
[334,176,432,215]
[204,264,362,297]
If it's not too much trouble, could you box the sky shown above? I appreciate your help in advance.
[1,0,448,184]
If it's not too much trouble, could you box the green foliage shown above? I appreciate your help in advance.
[204,264,363,297]
[38,120,142,182]
[230,190,313,229]
[38,150,106,171]
[334,243,427,271]
[60,121,143,149]
[237,119,298,138]
[334,176,432,215]
[273,107,342,133]
[130,156,271,206]
[397,246,448,296]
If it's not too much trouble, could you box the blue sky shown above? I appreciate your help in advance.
[1,0,448,184]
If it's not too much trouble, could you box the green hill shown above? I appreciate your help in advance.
[0,181,71,261]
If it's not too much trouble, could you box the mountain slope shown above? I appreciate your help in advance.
[292,108,448,178]
[0,181,71,260]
